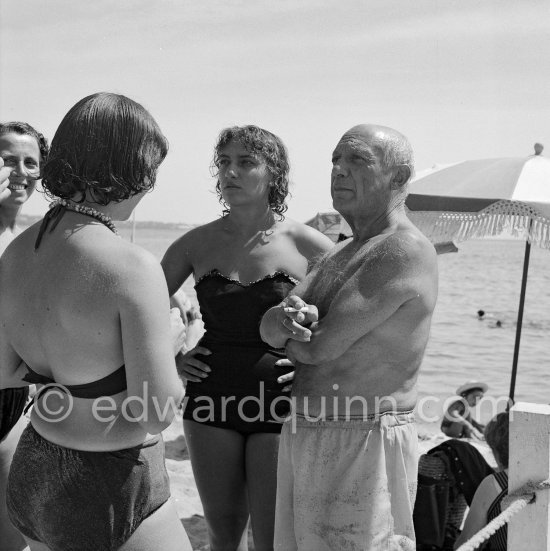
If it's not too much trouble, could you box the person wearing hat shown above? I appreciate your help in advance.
[441,381,488,439]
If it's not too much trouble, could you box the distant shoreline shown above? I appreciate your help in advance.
[18,212,524,242]
[18,213,198,232]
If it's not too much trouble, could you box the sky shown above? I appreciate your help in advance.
[1,0,549,224]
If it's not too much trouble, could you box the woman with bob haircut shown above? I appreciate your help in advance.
[0,92,192,551]
[162,125,333,550]
[0,121,49,551]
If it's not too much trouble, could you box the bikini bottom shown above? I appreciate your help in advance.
[7,423,170,551]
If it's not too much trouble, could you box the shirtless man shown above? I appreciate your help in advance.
[260,124,438,550]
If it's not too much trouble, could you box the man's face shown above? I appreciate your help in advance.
[330,132,392,218]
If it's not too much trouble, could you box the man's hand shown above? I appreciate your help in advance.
[280,295,317,342]
[283,295,318,329]
[260,295,318,348]
[170,307,187,355]
[0,158,12,203]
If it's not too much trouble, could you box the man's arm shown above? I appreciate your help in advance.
[286,231,436,365]
[260,262,324,348]
[259,297,316,349]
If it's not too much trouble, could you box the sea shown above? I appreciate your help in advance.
[120,228,550,432]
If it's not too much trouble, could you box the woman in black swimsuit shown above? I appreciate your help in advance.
[162,125,333,550]
[0,93,192,551]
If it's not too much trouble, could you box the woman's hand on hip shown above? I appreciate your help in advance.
[275,358,294,392]
[175,346,212,383]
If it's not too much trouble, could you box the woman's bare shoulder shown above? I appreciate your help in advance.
[95,242,170,305]
[474,472,501,506]
[166,218,224,253]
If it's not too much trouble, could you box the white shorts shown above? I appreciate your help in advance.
[275,411,418,551]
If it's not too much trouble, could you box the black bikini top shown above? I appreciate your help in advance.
[195,269,298,346]
[23,364,127,399]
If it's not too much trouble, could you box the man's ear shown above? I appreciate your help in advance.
[391,165,411,190]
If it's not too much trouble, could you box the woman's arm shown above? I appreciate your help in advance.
[454,474,499,549]
[118,249,185,433]
[293,223,334,269]
[0,286,29,389]
[444,403,484,440]
[0,353,30,390]
[161,230,197,296]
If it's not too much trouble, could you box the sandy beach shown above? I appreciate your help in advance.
[162,411,496,550]
[163,413,254,551]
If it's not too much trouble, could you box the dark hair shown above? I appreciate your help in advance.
[0,121,49,163]
[211,125,290,217]
[42,92,168,205]
[485,411,509,468]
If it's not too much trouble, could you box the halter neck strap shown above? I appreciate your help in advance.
[34,203,67,251]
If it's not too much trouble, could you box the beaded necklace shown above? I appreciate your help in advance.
[50,199,119,235]
[35,199,119,250]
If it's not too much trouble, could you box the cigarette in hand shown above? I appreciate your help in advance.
[283,306,309,313]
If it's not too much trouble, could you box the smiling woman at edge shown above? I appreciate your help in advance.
[161,125,333,551]
[0,94,192,551]
[0,122,49,551]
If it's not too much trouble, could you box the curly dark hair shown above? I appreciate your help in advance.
[211,125,290,217]
[0,121,49,164]
[41,92,168,205]
[485,411,509,469]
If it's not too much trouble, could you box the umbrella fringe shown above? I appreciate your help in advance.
[408,200,550,249]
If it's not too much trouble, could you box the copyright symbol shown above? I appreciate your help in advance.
[33,384,74,423]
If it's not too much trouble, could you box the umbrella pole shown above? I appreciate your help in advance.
[509,231,533,403]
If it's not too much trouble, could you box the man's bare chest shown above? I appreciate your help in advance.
[306,246,367,314]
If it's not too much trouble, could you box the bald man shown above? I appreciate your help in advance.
[260,125,438,550]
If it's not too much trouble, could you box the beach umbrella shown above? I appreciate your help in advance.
[405,144,550,401]
[305,211,349,243]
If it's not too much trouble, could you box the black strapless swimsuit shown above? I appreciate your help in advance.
[182,269,296,435]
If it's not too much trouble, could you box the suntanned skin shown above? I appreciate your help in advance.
[0,141,41,551]
[0,135,40,253]
[0,194,186,452]
[162,140,333,383]
[0,102,192,551]
[260,124,438,418]
[161,138,333,551]
[442,390,485,439]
